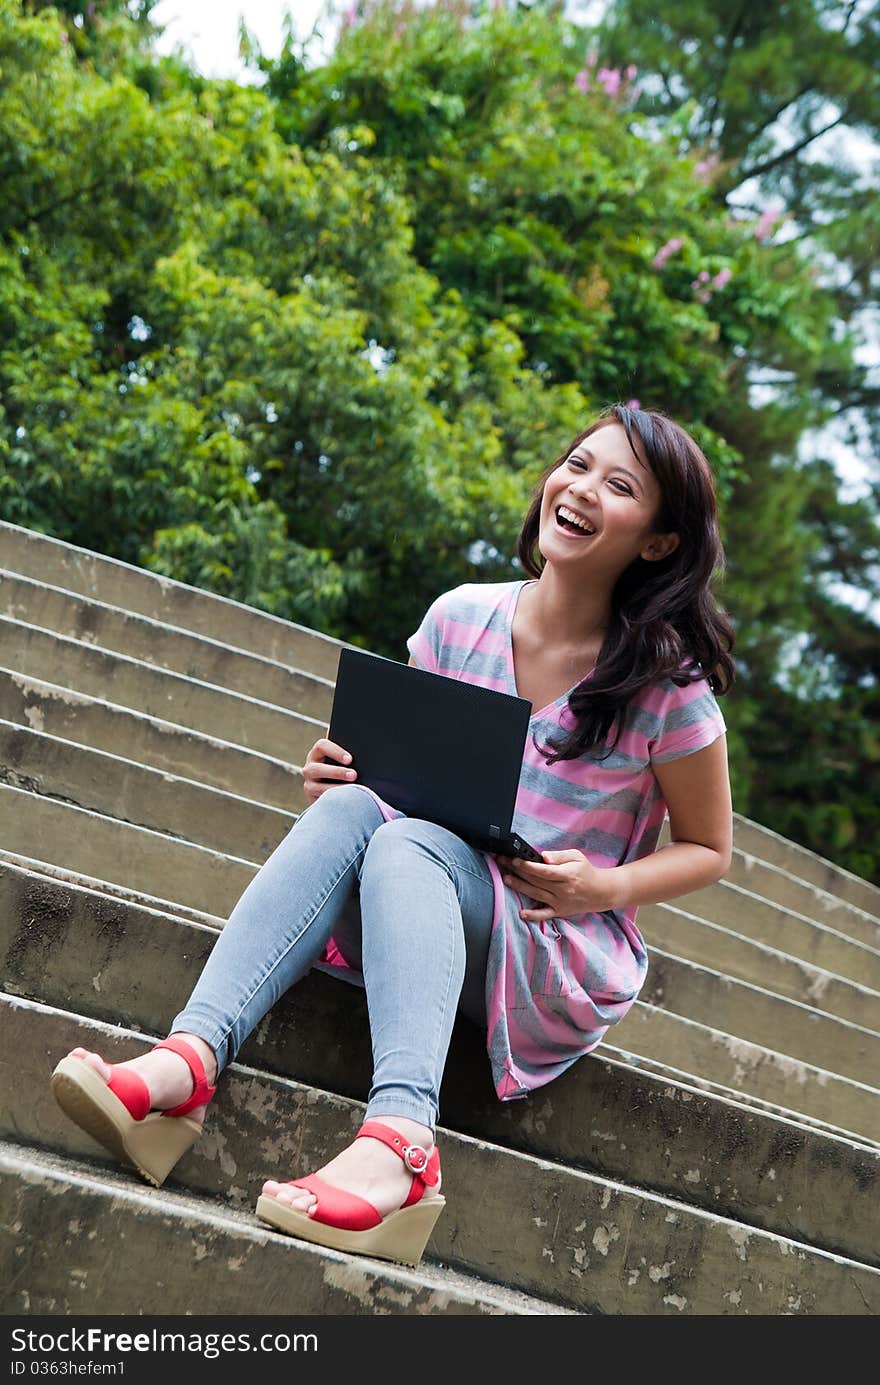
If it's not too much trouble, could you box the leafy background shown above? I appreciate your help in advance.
[1,0,878,881]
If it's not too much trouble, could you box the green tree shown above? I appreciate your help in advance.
[2,0,876,877]
[592,0,880,873]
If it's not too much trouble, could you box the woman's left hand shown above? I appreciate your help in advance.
[495,850,617,921]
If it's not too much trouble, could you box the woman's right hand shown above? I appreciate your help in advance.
[302,738,358,805]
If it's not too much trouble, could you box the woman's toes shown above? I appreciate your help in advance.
[69,1048,112,1082]
[262,1180,315,1212]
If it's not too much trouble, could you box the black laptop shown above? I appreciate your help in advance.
[325,647,545,862]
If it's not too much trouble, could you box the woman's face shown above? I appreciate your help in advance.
[537,423,679,575]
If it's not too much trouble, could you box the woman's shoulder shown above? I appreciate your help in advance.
[428,580,519,621]
[622,661,723,730]
[633,662,726,761]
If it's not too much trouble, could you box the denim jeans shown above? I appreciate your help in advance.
[170,783,497,1131]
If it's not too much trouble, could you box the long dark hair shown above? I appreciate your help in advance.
[517,403,736,764]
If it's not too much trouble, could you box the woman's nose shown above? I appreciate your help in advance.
[571,477,599,503]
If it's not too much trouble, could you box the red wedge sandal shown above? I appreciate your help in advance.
[254,1119,445,1267]
[50,1036,216,1188]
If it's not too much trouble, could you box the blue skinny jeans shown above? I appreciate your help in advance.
[170,783,497,1132]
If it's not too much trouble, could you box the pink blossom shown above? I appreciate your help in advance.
[574,69,591,94]
[625,65,637,80]
[754,208,780,243]
[652,236,684,269]
[626,399,641,410]
[597,67,622,97]
[694,152,721,183]
[712,267,732,290]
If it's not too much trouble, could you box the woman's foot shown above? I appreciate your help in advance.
[63,1032,217,1128]
[261,1116,442,1219]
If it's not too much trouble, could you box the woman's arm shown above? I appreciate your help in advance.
[497,736,733,919]
[605,735,733,910]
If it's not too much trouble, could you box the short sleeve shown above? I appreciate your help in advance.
[406,593,446,673]
[650,677,727,765]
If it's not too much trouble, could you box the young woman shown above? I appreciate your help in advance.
[51,403,735,1269]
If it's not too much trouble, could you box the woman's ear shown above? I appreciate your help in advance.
[640,531,680,562]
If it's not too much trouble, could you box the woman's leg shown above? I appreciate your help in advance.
[263,815,496,1218]
[64,784,387,1112]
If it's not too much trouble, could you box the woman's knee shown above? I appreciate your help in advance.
[298,782,384,829]
[360,816,450,876]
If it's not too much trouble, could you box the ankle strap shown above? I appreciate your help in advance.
[154,1036,217,1118]
[356,1119,440,1189]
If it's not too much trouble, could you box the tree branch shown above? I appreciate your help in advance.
[705,2,751,136]
[737,112,848,181]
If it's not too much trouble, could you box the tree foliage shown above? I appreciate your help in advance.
[0,0,877,879]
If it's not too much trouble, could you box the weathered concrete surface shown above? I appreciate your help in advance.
[0,718,297,865]
[5,825,875,1141]
[4,516,880,1315]
[8,725,878,1044]
[0,617,329,753]
[1,1144,561,1316]
[641,948,880,1084]
[645,903,880,1032]
[5,786,875,1119]
[0,667,314,803]
[0,570,340,719]
[6,1006,879,1314]
[4,518,877,919]
[0,849,223,929]
[612,1003,880,1143]
[723,849,880,950]
[640,890,880,993]
[0,782,255,917]
[3,882,879,1265]
[4,781,878,1110]
[729,814,880,921]
[0,520,348,682]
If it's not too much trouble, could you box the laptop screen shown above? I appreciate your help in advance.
[327,647,532,842]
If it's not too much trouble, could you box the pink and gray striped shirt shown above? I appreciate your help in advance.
[323,579,727,1101]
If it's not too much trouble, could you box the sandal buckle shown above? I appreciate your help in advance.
[403,1143,429,1176]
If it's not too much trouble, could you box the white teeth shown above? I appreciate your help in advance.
[557,505,595,535]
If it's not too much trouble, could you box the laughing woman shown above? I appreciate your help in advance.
[51,403,734,1269]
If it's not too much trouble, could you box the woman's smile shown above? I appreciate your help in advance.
[554,503,598,538]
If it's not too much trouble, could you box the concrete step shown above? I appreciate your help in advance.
[0,718,294,867]
[7,1000,880,1313]
[4,779,878,1104]
[4,857,879,1210]
[722,848,880,950]
[0,616,330,752]
[0,519,347,682]
[644,902,880,1032]
[651,883,880,993]
[0,781,254,918]
[0,667,314,800]
[6,706,878,998]
[4,518,877,926]
[7,722,877,1031]
[0,570,339,721]
[612,1001,880,1142]
[730,813,880,921]
[640,947,880,1084]
[1,1143,570,1316]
